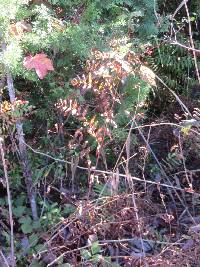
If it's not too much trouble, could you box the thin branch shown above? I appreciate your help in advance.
[184,0,200,83]
[172,0,189,18]
[46,236,184,266]
[155,75,192,117]
[0,250,10,267]
[170,40,200,54]
[99,237,183,246]
[180,119,200,127]
[22,141,200,196]
[0,138,16,267]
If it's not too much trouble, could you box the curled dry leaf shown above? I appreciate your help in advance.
[10,21,32,38]
[23,53,54,79]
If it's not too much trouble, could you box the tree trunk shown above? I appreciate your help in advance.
[1,43,38,221]
[7,73,38,221]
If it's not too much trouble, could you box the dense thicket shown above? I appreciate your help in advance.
[0,1,200,266]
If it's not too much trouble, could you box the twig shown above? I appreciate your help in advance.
[47,244,92,266]
[22,141,200,196]
[46,236,184,266]
[170,40,200,54]
[172,0,189,18]
[0,138,16,267]
[0,250,10,267]
[125,119,148,265]
[180,119,200,127]
[99,238,183,246]
[155,75,192,117]
[184,0,200,83]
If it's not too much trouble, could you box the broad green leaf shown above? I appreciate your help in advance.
[19,216,32,225]
[29,234,39,247]
[21,223,33,234]
[13,206,26,217]
[81,249,91,260]
[91,241,101,255]
[34,244,45,253]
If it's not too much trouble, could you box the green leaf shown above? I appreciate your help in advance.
[63,204,76,216]
[13,206,26,217]
[2,231,10,244]
[19,216,33,234]
[81,249,91,260]
[34,244,45,253]
[21,223,33,234]
[19,216,32,225]
[29,234,39,247]
[91,241,101,255]
[33,221,41,230]
[91,254,101,263]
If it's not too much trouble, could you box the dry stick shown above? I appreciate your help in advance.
[1,42,38,221]
[170,41,200,54]
[178,133,191,188]
[184,0,200,83]
[125,120,148,266]
[23,140,200,196]
[46,236,184,267]
[0,250,9,267]
[170,0,200,83]
[131,192,148,267]
[172,0,189,18]
[0,78,5,109]
[0,138,16,267]
[133,121,197,225]
[155,75,192,117]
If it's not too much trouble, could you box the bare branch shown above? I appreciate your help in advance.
[22,141,200,196]
[0,138,16,267]
[170,40,200,54]
[184,0,200,83]
[172,0,189,18]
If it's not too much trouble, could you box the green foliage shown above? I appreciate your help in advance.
[2,0,196,265]
[147,40,200,93]
[19,216,34,234]
[40,202,63,227]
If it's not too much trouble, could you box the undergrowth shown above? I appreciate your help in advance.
[0,0,200,266]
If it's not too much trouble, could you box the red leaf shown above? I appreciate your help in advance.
[23,53,54,79]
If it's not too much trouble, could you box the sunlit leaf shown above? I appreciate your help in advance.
[23,53,54,79]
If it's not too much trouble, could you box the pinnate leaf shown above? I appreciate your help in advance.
[23,53,54,79]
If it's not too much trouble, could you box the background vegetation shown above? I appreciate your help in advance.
[0,0,200,266]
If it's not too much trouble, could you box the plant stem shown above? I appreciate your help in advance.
[0,138,16,267]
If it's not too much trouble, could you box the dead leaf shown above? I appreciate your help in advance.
[189,224,200,234]
[10,21,32,38]
[23,53,54,79]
